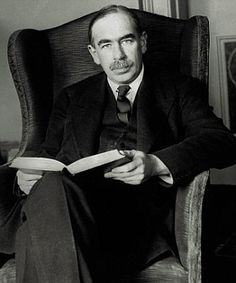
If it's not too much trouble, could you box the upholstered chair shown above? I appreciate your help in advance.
[0,9,209,282]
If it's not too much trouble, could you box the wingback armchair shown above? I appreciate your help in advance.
[0,9,209,282]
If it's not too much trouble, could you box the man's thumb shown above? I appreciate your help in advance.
[121,149,136,159]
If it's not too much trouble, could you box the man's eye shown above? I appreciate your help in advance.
[121,39,133,45]
[101,43,112,49]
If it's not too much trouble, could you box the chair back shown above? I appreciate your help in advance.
[8,9,209,154]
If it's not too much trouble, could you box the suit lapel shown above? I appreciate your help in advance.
[137,72,176,152]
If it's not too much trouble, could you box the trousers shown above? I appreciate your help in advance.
[14,169,175,282]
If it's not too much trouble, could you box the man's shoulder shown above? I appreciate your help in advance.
[145,68,196,86]
[144,68,205,95]
[65,72,106,93]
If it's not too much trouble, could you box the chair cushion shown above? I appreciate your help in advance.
[113,256,188,283]
[0,258,16,282]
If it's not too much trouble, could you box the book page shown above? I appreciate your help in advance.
[10,157,65,172]
[9,150,126,175]
[67,149,124,175]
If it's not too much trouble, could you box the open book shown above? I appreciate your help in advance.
[9,149,129,175]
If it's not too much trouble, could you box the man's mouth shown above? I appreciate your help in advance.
[110,60,132,71]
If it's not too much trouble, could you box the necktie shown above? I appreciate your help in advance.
[116,85,131,125]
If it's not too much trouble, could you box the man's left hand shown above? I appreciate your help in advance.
[104,150,158,185]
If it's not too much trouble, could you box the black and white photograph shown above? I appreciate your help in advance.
[0,1,236,283]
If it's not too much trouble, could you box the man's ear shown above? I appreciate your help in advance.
[140,31,147,54]
[88,45,101,65]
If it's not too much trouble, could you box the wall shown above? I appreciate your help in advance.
[0,0,139,143]
[188,0,236,184]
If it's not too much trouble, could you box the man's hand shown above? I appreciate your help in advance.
[104,150,161,185]
[17,170,43,195]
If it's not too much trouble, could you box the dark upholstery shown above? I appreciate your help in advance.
[1,9,210,282]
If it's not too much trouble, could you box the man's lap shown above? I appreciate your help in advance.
[14,171,175,276]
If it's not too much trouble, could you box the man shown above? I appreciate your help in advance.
[5,4,236,283]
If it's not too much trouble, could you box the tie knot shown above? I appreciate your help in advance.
[117,85,130,99]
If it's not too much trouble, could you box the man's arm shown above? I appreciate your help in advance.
[155,76,236,185]
[105,76,236,186]
[17,88,71,195]
[104,150,173,186]
[40,89,71,158]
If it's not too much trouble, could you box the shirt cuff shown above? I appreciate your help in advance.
[151,154,173,187]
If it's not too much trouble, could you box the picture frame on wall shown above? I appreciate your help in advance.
[139,0,188,19]
[217,35,236,134]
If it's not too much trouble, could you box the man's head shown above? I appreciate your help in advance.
[88,5,147,85]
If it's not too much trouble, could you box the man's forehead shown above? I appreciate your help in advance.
[91,12,136,40]
[97,33,136,47]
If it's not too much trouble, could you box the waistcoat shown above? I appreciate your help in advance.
[98,85,138,153]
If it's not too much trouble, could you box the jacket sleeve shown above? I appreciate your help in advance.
[156,76,236,185]
[39,88,71,158]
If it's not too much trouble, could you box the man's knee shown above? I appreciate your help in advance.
[22,171,71,222]
[26,171,65,202]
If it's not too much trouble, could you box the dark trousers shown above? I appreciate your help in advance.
[15,170,175,283]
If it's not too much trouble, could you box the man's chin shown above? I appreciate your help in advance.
[109,71,136,84]
[112,67,130,75]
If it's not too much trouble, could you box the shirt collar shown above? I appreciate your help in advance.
[107,64,144,101]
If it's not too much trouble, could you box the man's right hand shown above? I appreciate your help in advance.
[16,170,43,195]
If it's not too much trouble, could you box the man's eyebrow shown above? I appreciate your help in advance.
[120,33,136,41]
[97,39,112,46]
[97,33,136,46]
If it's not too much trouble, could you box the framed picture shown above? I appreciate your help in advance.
[217,36,236,133]
[139,0,188,18]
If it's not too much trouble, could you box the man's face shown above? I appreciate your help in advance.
[88,12,147,85]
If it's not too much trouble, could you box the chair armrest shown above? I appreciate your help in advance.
[0,164,24,254]
[175,171,209,278]
[0,165,18,223]
[0,258,16,282]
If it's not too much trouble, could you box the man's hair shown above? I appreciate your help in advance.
[88,5,143,46]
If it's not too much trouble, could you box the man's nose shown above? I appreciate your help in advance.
[113,43,126,60]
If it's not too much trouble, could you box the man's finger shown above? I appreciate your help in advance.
[120,149,136,159]
[110,157,142,173]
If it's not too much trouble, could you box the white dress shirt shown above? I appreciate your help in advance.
[107,64,144,106]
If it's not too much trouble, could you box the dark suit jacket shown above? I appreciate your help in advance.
[42,69,236,185]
